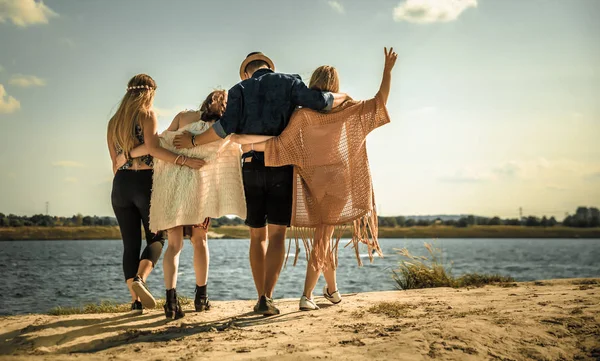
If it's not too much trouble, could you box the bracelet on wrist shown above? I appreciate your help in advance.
[174,155,182,165]
[191,134,196,147]
[181,156,188,166]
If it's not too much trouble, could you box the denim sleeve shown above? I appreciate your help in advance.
[213,120,228,138]
[290,76,330,111]
[214,85,242,138]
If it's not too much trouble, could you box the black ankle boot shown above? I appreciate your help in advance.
[164,288,185,320]
[194,285,210,312]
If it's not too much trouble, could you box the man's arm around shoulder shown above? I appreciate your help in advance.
[290,75,347,111]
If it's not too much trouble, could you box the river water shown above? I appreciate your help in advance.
[0,238,598,315]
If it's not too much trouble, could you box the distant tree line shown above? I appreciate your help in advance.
[0,213,119,227]
[2,207,598,229]
[562,207,600,228]
[0,213,245,228]
[377,207,600,228]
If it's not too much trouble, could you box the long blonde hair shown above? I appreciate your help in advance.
[107,74,157,159]
[308,65,340,93]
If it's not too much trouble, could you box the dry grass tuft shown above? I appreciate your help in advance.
[48,297,193,315]
[393,242,514,290]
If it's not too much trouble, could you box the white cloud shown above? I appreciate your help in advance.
[9,74,46,88]
[0,84,20,114]
[64,177,79,183]
[52,161,84,168]
[393,0,477,24]
[0,0,58,27]
[328,0,345,14]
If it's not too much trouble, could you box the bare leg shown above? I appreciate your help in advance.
[303,226,326,298]
[191,227,209,287]
[249,227,267,299]
[323,267,338,294]
[303,226,336,298]
[303,254,321,298]
[264,224,287,298]
[163,227,184,290]
[136,260,153,282]
[322,226,338,293]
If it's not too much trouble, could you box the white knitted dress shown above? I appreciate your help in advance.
[149,120,246,232]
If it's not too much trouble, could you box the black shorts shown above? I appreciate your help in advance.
[242,152,293,228]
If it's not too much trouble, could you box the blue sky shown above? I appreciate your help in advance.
[0,0,598,218]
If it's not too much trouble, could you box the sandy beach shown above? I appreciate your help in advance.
[1,278,598,361]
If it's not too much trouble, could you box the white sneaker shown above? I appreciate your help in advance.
[323,286,342,304]
[299,295,320,311]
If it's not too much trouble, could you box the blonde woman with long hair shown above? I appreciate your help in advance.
[232,47,397,311]
[107,74,205,313]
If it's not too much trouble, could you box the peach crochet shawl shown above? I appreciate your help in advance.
[264,93,390,267]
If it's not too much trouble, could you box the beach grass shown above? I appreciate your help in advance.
[48,297,194,316]
[392,242,515,290]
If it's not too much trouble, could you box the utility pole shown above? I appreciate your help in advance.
[519,207,523,220]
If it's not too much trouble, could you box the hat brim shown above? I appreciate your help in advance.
[239,54,275,80]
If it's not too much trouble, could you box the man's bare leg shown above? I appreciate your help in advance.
[249,226,267,299]
[263,224,287,298]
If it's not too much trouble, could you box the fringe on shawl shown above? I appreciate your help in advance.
[284,209,383,271]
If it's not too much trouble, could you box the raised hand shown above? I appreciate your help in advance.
[384,47,398,73]
[173,131,194,149]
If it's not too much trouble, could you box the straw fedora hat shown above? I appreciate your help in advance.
[239,52,275,80]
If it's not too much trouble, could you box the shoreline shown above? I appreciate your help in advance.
[1,278,598,360]
[1,225,599,241]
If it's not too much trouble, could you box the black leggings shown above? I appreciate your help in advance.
[111,170,164,280]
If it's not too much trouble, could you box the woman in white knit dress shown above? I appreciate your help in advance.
[122,90,246,319]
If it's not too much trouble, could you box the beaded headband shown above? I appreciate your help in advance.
[126,85,155,91]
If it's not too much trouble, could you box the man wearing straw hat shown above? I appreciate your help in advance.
[174,51,348,315]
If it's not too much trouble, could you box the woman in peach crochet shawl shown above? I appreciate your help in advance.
[233,47,398,311]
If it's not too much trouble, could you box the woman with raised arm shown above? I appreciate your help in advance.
[122,90,246,320]
[107,74,205,313]
[232,47,398,311]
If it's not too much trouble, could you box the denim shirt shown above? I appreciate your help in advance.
[213,68,333,138]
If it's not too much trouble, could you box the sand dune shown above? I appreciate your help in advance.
[1,278,598,360]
